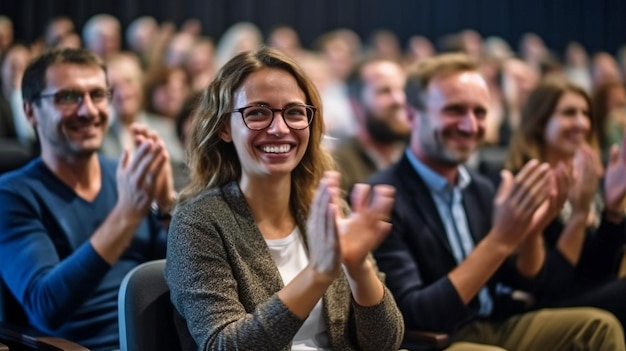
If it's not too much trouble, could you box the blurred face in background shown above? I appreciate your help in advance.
[268,26,301,59]
[45,17,75,48]
[359,60,410,142]
[186,39,215,75]
[322,38,357,83]
[544,90,591,159]
[1,44,30,98]
[151,68,190,119]
[0,17,13,52]
[606,84,626,113]
[107,55,144,123]
[85,19,121,60]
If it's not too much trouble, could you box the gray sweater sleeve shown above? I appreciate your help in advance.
[165,198,304,351]
[165,187,403,351]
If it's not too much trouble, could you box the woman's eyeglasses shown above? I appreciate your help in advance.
[232,104,316,130]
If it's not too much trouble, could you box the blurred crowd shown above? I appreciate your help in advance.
[0,14,625,185]
[1,12,626,350]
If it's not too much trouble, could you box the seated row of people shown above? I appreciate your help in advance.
[0,47,625,351]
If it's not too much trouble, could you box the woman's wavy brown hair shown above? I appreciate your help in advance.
[179,47,334,216]
[506,78,598,171]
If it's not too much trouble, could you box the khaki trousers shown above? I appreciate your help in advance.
[445,307,625,351]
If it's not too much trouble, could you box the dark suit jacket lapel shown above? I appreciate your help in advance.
[462,178,491,245]
[396,155,455,257]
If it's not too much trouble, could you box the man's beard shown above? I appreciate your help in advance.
[365,111,409,143]
[426,130,476,166]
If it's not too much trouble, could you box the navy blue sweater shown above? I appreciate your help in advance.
[0,156,166,351]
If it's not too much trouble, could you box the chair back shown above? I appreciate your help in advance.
[0,280,28,327]
[118,260,180,351]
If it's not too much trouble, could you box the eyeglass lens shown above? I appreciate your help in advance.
[242,105,313,130]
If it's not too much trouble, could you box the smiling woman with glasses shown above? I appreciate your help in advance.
[164,48,404,351]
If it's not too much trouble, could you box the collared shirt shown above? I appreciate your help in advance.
[406,149,493,316]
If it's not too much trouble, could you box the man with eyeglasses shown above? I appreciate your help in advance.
[0,48,175,351]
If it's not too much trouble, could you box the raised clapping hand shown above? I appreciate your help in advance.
[115,124,174,221]
[132,124,176,210]
[492,160,552,248]
[338,182,394,274]
[569,144,601,213]
[604,135,626,213]
[306,172,342,283]
[306,171,395,281]
[526,162,573,238]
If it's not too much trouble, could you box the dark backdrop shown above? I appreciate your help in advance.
[2,0,625,56]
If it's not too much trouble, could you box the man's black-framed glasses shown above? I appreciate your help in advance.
[36,89,113,108]
[232,104,316,130]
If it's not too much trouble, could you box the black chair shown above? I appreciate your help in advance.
[0,281,89,351]
[118,260,180,351]
[0,140,34,175]
[402,330,450,351]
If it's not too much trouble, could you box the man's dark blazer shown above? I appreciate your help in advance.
[368,153,539,334]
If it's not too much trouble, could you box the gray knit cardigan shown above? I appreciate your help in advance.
[165,181,404,351]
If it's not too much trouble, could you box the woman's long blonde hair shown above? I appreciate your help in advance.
[179,47,335,216]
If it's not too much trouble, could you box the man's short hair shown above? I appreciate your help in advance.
[348,57,403,101]
[407,53,479,111]
[22,48,107,105]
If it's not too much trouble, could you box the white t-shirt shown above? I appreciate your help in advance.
[265,227,331,351]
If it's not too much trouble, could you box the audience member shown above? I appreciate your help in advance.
[0,15,13,54]
[366,29,403,62]
[184,36,217,91]
[314,29,362,145]
[333,58,410,193]
[125,16,159,68]
[43,16,76,49]
[369,53,625,350]
[267,25,307,61]
[165,48,404,350]
[477,55,506,146]
[564,41,592,92]
[518,32,551,74]
[592,80,626,159]
[102,52,186,189]
[591,52,623,91]
[163,31,195,68]
[618,45,626,81]
[1,43,36,148]
[180,18,202,38]
[404,35,435,68]
[174,91,200,149]
[506,79,626,329]
[500,58,539,139]
[82,14,121,60]
[458,29,483,61]
[214,21,263,69]
[0,48,175,351]
[145,65,191,122]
